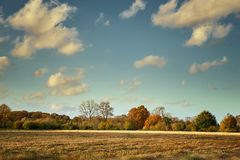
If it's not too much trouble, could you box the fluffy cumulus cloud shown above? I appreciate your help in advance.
[33,67,48,77]
[134,55,166,69]
[189,56,228,74]
[8,0,84,58]
[23,92,45,102]
[185,23,232,46]
[0,56,10,73]
[152,0,240,46]
[119,0,146,19]
[47,69,87,96]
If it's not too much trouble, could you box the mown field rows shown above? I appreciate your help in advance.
[0,130,240,160]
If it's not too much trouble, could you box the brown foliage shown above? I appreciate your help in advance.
[220,114,238,132]
[144,115,162,130]
[127,105,150,129]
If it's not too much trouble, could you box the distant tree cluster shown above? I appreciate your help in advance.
[0,103,239,132]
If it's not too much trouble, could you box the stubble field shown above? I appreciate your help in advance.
[0,130,240,160]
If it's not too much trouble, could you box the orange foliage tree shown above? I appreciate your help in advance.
[220,114,238,132]
[143,115,161,130]
[127,105,150,130]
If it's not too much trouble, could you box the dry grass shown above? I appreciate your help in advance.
[0,130,240,160]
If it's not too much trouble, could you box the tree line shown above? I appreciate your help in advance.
[0,101,240,132]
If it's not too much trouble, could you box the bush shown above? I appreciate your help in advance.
[171,121,186,131]
[98,121,107,130]
[154,121,166,131]
[13,120,24,129]
[23,121,40,129]
[38,119,60,130]
[124,121,137,130]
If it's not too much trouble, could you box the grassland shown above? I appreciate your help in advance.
[0,130,240,160]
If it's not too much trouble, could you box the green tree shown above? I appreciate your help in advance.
[220,114,238,132]
[195,110,217,131]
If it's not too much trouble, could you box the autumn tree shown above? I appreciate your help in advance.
[195,110,218,131]
[144,114,161,130]
[171,120,186,131]
[79,100,99,120]
[220,114,238,132]
[98,101,113,120]
[127,105,150,130]
[0,104,11,114]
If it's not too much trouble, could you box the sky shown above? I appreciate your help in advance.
[0,0,240,121]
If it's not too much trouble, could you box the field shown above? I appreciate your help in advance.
[0,130,240,160]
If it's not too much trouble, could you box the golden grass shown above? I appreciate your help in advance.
[0,130,240,160]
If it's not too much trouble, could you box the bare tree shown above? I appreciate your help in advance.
[152,106,165,117]
[98,101,113,120]
[79,100,98,120]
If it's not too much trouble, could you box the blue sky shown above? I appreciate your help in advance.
[0,0,240,121]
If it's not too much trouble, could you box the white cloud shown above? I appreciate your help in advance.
[152,0,240,46]
[33,67,48,77]
[104,20,111,26]
[185,24,213,46]
[181,80,186,87]
[130,79,142,89]
[0,56,10,73]
[23,92,45,102]
[119,78,142,90]
[95,12,104,24]
[50,103,77,114]
[120,0,146,19]
[95,12,111,27]
[119,80,126,86]
[134,55,166,69]
[212,24,232,38]
[166,100,192,107]
[47,69,87,96]
[185,23,232,46]
[8,0,84,58]
[189,56,228,74]
[50,103,63,112]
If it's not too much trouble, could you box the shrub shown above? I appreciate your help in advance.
[23,121,40,129]
[98,121,107,130]
[124,121,137,130]
[13,120,24,129]
[171,121,186,131]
